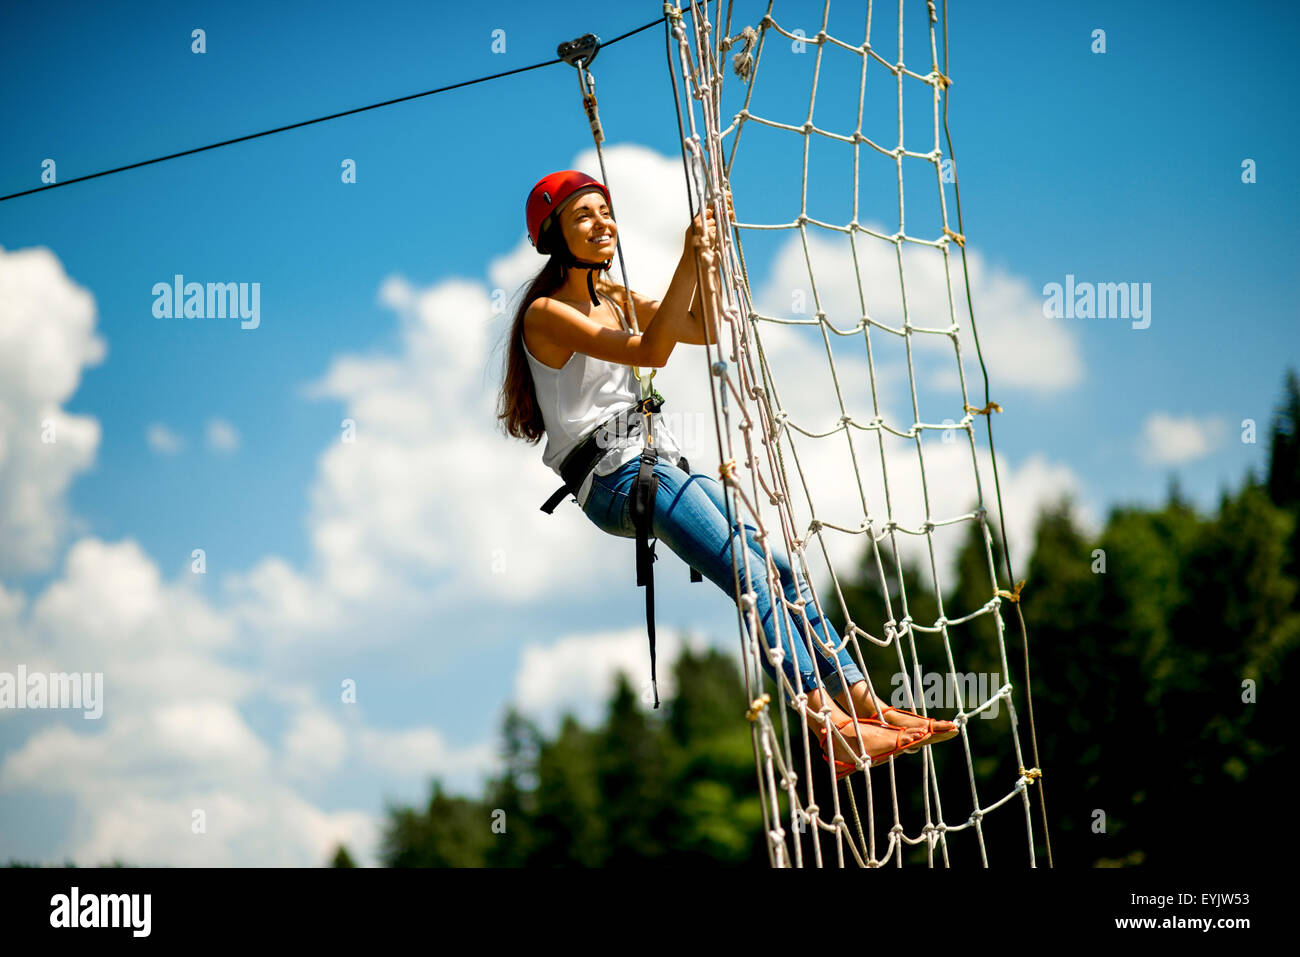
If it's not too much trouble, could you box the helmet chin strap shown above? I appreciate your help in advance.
[561,248,612,306]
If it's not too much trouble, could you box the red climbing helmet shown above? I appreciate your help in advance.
[526,170,612,255]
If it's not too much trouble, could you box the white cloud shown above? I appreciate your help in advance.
[0,532,480,866]
[355,726,495,780]
[223,554,346,642]
[1,702,270,792]
[146,423,184,455]
[514,627,708,732]
[206,417,240,452]
[0,691,370,865]
[0,758,379,868]
[280,706,348,782]
[0,245,105,575]
[25,538,239,670]
[1138,412,1228,466]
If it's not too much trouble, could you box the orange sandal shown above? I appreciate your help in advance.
[858,705,960,754]
[815,715,920,779]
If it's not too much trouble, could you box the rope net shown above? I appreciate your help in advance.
[661,0,1043,867]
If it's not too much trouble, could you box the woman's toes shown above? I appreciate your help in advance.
[874,726,920,753]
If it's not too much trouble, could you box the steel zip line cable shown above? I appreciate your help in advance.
[0,15,667,204]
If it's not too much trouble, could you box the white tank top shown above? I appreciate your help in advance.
[523,294,683,509]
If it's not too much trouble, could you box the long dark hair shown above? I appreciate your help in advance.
[496,222,630,444]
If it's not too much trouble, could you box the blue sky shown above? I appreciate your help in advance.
[0,0,1296,866]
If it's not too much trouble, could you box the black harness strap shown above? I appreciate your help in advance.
[629,445,703,710]
[539,410,628,515]
[630,444,661,706]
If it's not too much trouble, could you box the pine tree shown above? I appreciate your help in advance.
[1266,367,1300,510]
[329,845,356,867]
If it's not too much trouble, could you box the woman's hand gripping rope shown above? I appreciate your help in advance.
[685,188,730,341]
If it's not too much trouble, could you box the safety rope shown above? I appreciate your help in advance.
[559,33,660,429]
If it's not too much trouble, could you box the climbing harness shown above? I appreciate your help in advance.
[537,396,703,711]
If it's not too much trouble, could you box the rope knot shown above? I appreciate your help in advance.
[996,579,1026,604]
[727,25,759,80]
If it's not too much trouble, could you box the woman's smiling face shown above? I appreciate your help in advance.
[560,188,616,259]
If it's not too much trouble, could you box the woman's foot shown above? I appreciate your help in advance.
[810,711,924,772]
[836,685,959,751]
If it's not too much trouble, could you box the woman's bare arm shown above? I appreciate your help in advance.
[641,201,726,346]
[631,259,713,348]
[526,295,677,368]
[665,281,714,346]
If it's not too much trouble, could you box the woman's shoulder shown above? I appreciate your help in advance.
[525,295,556,319]
[523,296,569,338]
[522,298,564,366]
[530,292,628,331]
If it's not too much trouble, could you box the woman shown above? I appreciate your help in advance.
[497,170,957,778]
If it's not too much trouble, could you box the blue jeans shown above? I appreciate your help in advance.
[581,456,866,699]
